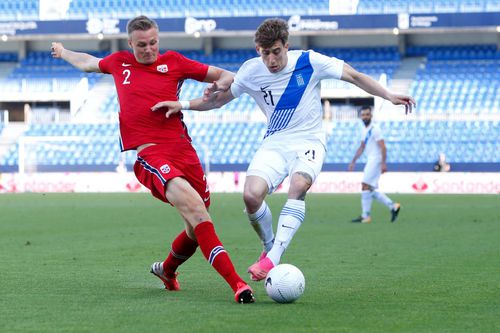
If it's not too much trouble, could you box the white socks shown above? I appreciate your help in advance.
[247,201,274,252]
[361,190,373,218]
[362,190,395,217]
[372,190,394,209]
[267,199,305,266]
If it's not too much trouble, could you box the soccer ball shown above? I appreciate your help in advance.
[264,264,305,303]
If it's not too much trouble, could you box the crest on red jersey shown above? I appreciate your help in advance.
[160,164,171,174]
[156,64,168,73]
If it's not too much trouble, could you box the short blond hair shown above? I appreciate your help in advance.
[126,15,159,36]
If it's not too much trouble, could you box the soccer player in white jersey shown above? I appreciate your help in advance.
[349,106,401,224]
[152,19,416,281]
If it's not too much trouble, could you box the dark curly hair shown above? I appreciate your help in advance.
[254,18,289,48]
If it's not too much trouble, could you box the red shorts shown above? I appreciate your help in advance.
[133,142,210,208]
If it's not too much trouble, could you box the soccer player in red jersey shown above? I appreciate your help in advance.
[50,15,254,303]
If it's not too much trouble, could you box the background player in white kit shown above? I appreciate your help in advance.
[349,106,401,224]
[152,19,415,281]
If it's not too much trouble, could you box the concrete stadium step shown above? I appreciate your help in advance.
[389,56,425,95]
[73,76,116,122]
[376,57,425,120]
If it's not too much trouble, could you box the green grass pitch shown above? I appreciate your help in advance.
[0,193,498,333]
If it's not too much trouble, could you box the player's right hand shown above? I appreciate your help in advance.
[348,162,355,171]
[388,93,416,115]
[151,101,182,118]
[51,42,64,58]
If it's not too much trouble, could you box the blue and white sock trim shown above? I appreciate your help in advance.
[208,245,226,265]
[280,206,305,222]
[249,204,269,223]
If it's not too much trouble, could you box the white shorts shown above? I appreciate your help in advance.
[247,140,326,194]
[362,159,382,188]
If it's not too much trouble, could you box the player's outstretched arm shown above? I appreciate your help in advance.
[204,66,234,93]
[51,42,101,73]
[193,88,236,110]
[341,63,416,114]
[151,66,236,118]
[151,89,236,118]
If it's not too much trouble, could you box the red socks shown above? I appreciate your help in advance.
[162,230,198,278]
[194,221,245,292]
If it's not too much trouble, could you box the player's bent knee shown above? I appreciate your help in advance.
[243,188,260,203]
[243,190,263,212]
[243,180,267,211]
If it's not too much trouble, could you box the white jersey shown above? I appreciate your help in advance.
[231,50,344,147]
[361,123,383,161]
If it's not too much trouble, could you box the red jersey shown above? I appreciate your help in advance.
[98,50,209,151]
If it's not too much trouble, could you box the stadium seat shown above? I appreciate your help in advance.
[0,51,109,94]
[325,120,499,164]
[408,45,499,116]
[2,0,497,20]
[7,120,492,167]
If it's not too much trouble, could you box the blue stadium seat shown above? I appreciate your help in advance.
[408,45,499,116]
[0,51,110,94]
[326,120,498,164]
[1,0,497,20]
[64,0,332,19]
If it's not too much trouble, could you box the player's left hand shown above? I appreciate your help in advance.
[381,162,388,174]
[151,101,181,118]
[203,81,223,102]
[389,94,416,115]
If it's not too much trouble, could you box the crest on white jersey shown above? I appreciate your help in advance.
[157,64,168,73]
[160,164,170,173]
[295,73,305,87]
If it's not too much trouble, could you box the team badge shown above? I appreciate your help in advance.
[295,73,305,87]
[160,164,171,174]
[157,64,168,73]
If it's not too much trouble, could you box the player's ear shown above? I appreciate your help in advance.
[127,39,133,49]
[284,42,289,50]
[255,45,261,55]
